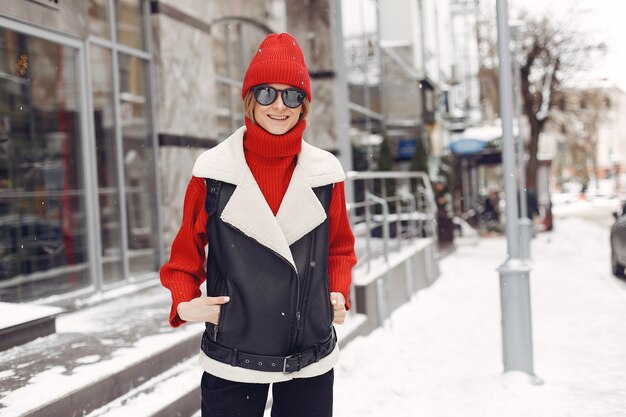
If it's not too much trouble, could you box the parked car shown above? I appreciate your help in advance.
[610,201,626,277]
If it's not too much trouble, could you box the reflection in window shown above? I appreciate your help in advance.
[89,0,111,39]
[118,54,158,277]
[0,28,90,301]
[115,0,146,50]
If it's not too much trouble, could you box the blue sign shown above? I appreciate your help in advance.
[397,139,416,160]
[450,139,487,155]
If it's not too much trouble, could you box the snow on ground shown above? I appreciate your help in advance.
[0,303,63,329]
[551,193,622,217]
[334,217,626,417]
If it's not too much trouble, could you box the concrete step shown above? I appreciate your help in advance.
[83,313,369,417]
[0,302,64,352]
[0,286,205,417]
[85,356,201,417]
[11,327,202,417]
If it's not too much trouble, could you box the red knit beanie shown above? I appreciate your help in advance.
[241,33,312,102]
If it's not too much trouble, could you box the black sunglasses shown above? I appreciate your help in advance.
[252,85,306,109]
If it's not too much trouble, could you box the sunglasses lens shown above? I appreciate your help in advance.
[283,89,306,108]
[254,86,277,106]
[253,86,305,108]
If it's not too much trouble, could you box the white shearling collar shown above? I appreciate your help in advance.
[192,126,346,270]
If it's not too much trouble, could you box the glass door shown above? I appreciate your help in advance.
[0,26,91,302]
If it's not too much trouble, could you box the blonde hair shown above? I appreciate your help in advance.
[243,90,310,123]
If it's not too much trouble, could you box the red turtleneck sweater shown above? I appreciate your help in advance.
[160,119,357,327]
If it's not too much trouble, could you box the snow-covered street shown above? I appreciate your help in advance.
[333,215,626,417]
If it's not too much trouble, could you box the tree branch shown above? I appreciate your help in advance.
[535,58,558,121]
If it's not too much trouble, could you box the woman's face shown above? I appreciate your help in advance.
[253,83,302,135]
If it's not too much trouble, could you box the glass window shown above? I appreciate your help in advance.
[216,114,233,140]
[118,53,157,277]
[90,45,124,285]
[0,28,90,302]
[216,82,230,110]
[115,0,146,50]
[215,81,245,137]
[89,0,111,39]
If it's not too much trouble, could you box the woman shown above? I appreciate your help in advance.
[160,33,357,417]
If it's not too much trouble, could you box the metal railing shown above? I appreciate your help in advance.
[344,171,438,325]
[345,171,438,273]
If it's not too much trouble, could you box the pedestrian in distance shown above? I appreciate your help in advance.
[160,32,357,417]
[483,189,501,223]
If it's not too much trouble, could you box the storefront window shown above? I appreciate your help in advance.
[115,0,146,50]
[89,0,111,39]
[90,45,124,285]
[118,53,157,277]
[0,28,90,302]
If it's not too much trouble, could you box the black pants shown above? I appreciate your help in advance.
[201,369,334,417]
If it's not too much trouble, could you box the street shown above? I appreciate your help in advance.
[551,195,626,292]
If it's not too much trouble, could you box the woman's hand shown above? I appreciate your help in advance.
[177,296,230,324]
[330,292,347,324]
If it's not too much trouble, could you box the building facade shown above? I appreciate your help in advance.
[448,0,481,130]
[341,0,460,173]
[0,0,350,305]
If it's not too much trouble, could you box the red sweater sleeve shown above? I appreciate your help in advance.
[160,176,208,327]
[328,182,357,310]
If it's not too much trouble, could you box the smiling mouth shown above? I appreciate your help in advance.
[268,115,288,120]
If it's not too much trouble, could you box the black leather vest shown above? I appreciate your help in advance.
[200,178,336,373]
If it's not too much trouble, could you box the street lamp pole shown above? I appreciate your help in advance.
[510,21,533,260]
[495,0,537,379]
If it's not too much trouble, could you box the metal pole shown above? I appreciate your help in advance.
[330,0,354,202]
[495,0,536,378]
[511,22,533,260]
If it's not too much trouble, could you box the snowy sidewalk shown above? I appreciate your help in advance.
[333,217,626,417]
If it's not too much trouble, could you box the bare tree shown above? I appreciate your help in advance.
[477,3,605,189]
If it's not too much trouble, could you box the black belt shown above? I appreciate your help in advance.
[201,328,336,373]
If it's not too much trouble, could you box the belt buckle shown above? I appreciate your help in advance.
[283,354,297,373]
